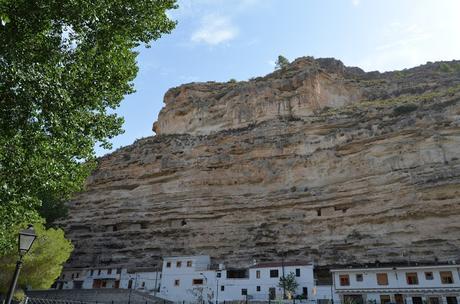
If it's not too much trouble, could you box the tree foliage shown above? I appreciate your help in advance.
[278,272,299,299]
[275,55,290,70]
[0,0,177,252]
[0,223,73,294]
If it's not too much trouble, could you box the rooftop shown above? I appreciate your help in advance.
[250,261,312,269]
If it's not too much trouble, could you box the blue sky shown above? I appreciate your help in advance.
[96,0,460,156]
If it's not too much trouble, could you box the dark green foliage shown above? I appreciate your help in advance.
[275,55,290,70]
[0,0,177,253]
[439,63,453,73]
[393,104,418,116]
[38,192,68,228]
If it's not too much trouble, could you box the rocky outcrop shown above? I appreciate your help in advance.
[62,57,460,269]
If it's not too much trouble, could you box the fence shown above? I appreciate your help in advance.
[24,298,169,304]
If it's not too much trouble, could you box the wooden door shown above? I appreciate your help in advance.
[92,279,102,289]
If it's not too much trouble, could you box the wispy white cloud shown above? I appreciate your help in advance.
[191,14,238,45]
[351,0,360,6]
[354,1,460,72]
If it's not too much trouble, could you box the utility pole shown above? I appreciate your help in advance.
[281,253,286,300]
[216,278,219,304]
[154,271,159,297]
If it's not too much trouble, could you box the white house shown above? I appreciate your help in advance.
[159,255,217,302]
[218,261,315,301]
[158,255,325,303]
[331,264,460,304]
[51,266,161,294]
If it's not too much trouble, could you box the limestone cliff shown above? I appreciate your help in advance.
[63,57,460,269]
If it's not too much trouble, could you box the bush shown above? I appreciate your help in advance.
[393,104,418,116]
[439,63,453,73]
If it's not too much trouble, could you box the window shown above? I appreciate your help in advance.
[356,274,363,282]
[98,269,101,275]
[440,271,454,284]
[221,285,225,291]
[380,295,391,304]
[76,273,79,278]
[425,272,434,280]
[108,269,112,274]
[256,270,261,279]
[187,260,193,267]
[71,274,74,279]
[302,287,308,298]
[227,269,248,279]
[256,286,261,292]
[270,269,279,278]
[217,272,221,278]
[377,273,388,285]
[193,279,204,285]
[406,272,419,285]
[339,274,350,286]
[241,289,248,296]
[141,282,146,288]
[174,279,180,286]
[176,261,182,268]
[166,262,171,268]
[446,297,458,304]
[62,274,66,279]
[90,270,94,276]
[116,268,122,274]
[412,297,422,304]
[429,298,440,304]
[296,269,301,277]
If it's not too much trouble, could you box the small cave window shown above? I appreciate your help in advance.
[317,209,322,216]
[181,219,187,226]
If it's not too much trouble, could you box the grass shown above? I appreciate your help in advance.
[319,83,460,117]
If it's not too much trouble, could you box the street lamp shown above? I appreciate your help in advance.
[5,225,37,304]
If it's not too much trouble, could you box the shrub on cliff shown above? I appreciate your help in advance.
[275,55,290,70]
[0,0,177,252]
[393,104,418,116]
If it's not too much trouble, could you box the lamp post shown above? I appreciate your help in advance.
[5,225,37,304]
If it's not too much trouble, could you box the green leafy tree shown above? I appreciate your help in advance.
[0,0,177,252]
[0,223,73,294]
[275,55,290,70]
[278,272,299,299]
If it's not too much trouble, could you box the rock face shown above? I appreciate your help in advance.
[63,57,460,269]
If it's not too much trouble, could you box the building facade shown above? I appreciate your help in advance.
[51,266,161,294]
[159,255,323,303]
[331,264,460,304]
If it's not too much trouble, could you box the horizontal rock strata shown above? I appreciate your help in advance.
[62,57,460,269]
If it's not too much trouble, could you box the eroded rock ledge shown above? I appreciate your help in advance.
[63,57,460,269]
